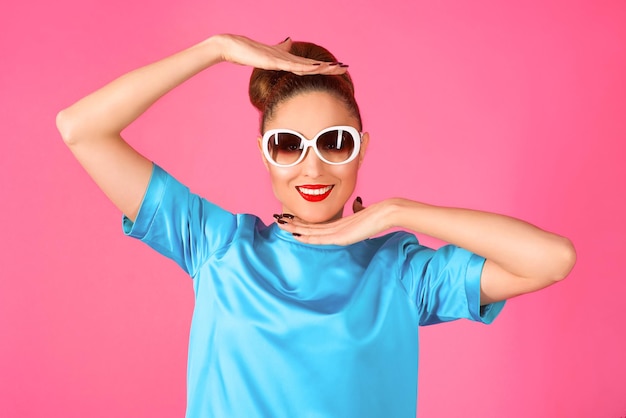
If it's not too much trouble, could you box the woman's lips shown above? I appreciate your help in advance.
[296,185,334,202]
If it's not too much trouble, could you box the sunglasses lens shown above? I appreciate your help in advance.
[267,132,303,166]
[317,129,355,163]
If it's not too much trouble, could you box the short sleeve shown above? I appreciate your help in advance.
[399,240,505,326]
[122,163,238,277]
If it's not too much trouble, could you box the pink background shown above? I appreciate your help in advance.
[1,0,625,417]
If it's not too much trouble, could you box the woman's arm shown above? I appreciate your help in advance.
[277,198,576,304]
[57,35,343,221]
[386,199,576,304]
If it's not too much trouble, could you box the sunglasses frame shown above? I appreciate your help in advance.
[262,125,363,168]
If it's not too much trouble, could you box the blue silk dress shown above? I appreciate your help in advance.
[123,164,504,418]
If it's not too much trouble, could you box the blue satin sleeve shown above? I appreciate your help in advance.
[399,239,505,326]
[122,163,238,277]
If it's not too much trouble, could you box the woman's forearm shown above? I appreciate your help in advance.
[57,36,223,143]
[387,198,576,281]
[55,36,225,220]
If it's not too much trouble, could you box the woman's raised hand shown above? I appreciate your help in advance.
[212,34,348,76]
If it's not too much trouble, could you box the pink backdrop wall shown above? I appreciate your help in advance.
[1,0,625,417]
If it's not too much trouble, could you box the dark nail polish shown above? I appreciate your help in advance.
[339,64,350,68]
[283,37,291,42]
[273,214,282,220]
[292,233,301,237]
[281,213,295,219]
[277,219,288,224]
[356,196,362,204]
[328,62,339,66]
[312,63,322,66]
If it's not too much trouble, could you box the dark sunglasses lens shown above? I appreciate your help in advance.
[267,132,303,165]
[317,129,355,163]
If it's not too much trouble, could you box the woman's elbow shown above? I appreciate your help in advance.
[56,108,77,145]
[550,236,577,282]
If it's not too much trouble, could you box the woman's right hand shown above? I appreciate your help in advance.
[211,34,348,76]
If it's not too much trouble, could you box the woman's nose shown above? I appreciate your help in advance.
[300,148,324,177]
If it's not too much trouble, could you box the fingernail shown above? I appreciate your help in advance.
[339,64,350,68]
[292,233,301,237]
[273,213,282,220]
[277,219,288,224]
[283,37,291,42]
[356,196,362,204]
[281,213,295,219]
[312,63,322,66]
[328,62,339,66]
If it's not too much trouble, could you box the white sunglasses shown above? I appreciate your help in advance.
[262,125,362,168]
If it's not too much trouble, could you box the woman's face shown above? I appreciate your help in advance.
[259,91,369,224]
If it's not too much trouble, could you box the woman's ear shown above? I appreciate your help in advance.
[257,136,270,171]
[357,132,370,168]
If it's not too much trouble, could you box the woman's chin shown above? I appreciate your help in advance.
[287,207,343,225]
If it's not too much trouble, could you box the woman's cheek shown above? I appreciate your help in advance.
[268,167,296,200]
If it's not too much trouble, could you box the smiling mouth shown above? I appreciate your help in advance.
[296,185,334,202]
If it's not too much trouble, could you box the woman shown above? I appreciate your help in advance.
[56,34,576,417]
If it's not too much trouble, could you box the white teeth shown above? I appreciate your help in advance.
[298,186,333,195]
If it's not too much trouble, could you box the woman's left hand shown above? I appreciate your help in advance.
[275,197,394,246]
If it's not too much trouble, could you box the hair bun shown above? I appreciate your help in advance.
[249,41,360,131]
[249,69,286,113]
[249,41,345,112]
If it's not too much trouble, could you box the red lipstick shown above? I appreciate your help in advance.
[296,185,334,202]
